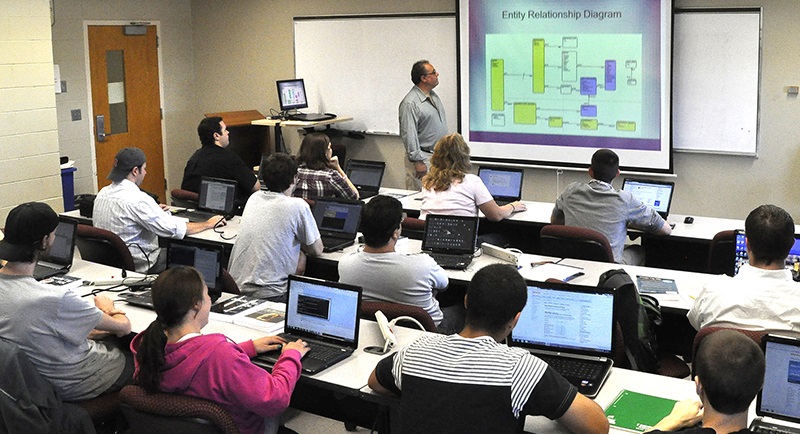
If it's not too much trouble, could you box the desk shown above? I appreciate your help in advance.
[252,116,353,154]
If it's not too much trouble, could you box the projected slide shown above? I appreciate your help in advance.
[459,0,672,172]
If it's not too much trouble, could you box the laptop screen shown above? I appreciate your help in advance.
[735,230,800,278]
[166,239,224,297]
[40,218,77,266]
[285,275,361,347]
[478,167,524,201]
[346,160,385,191]
[622,178,674,216]
[276,78,309,111]
[757,334,800,424]
[198,177,236,213]
[510,280,615,356]
[421,214,479,255]
[312,199,362,238]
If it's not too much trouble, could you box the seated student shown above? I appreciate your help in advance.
[368,264,609,434]
[181,116,261,203]
[688,204,800,335]
[292,132,359,200]
[228,153,323,301]
[0,202,133,401]
[94,147,222,273]
[646,330,765,433]
[131,266,309,434]
[550,148,670,265]
[420,133,526,221]
[338,195,458,333]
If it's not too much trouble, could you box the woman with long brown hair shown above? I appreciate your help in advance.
[293,132,359,200]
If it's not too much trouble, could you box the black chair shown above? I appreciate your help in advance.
[170,189,200,209]
[75,224,136,272]
[119,385,239,434]
[539,225,615,263]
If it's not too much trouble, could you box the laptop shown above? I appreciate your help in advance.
[621,178,675,219]
[119,238,226,308]
[312,198,363,252]
[421,214,479,270]
[346,159,386,199]
[509,280,616,398]
[735,230,800,280]
[477,166,524,206]
[254,275,362,374]
[276,78,336,122]
[173,177,237,222]
[33,217,78,281]
[750,334,800,433]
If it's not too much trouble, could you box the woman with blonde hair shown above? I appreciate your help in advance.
[420,133,526,221]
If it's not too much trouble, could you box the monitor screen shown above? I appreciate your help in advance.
[276,79,309,111]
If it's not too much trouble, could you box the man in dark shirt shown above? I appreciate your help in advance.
[181,116,260,202]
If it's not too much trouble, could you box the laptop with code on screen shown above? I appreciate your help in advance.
[421,214,479,270]
[509,280,616,398]
[750,334,800,433]
[621,178,675,219]
[345,159,385,199]
[312,198,363,252]
[254,275,362,374]
[477,166,524,205]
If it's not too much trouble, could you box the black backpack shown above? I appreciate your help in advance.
[598,269,661,373]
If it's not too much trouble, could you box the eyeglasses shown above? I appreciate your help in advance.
[423,69,437,76]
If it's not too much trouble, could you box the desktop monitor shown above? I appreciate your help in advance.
[276,78,309,111]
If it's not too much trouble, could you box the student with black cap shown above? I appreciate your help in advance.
[94,147,223,273]
[0,202,133,400]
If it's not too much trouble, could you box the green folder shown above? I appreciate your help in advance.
[604,389,678,432]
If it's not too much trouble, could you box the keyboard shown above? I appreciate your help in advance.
[427,253,473,270]
[287,113,336,122]
[173,209,217,222]
[321,236,354,252]
[537,354,604,381]
[751,420,800,434]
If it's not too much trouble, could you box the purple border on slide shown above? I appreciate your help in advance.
[469,131,660,151]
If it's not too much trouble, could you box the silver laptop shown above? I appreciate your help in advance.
[477,166,524,205]
[621,178,675,219]
[33,218,78,281]
[509,280,616,398]
[751,334,800,433]
[173,177,237,222]
[346,159,385,199]
[421,215,479,270]
[255,275,362,374]
[312,198,363,252]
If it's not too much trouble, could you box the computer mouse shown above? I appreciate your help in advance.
[684,216,694,224]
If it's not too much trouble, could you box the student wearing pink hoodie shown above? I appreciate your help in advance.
[130,266,309,434]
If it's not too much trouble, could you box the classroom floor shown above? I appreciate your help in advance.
[283,409,371,433]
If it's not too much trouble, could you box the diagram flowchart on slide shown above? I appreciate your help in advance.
[485,34,643,137]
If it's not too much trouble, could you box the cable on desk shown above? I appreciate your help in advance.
[214,219,236,240]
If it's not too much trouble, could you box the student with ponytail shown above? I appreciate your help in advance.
[130,266,309,434]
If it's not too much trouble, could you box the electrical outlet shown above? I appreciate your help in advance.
[60,80,67,93]
[70,109,81,121]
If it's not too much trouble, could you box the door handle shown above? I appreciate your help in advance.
[96,115,106,142]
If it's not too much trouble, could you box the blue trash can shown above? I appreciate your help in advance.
[61,167,77,211]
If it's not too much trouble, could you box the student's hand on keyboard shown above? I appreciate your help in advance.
[283,339,311,358]
[253,335,288,353]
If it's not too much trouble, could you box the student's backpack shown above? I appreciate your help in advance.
[598,269,661,373]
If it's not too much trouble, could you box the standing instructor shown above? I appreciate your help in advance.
[399,60,448,190]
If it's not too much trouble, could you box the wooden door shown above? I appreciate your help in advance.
[88,25,165,199]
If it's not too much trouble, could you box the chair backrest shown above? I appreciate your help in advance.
[539,225,615,262]
[360,300,437,333]
[119,385,239,434]
[691,326,768,375]
[400,216,425,240]
[75,224,136,271]
[707,230,736,276]
[170,189,200,209]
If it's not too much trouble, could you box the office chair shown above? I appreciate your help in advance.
[75,224,136,272]
[539,225,615,263]
[170,189,200,209]
[119,384,239,434]
[690,326,768,376]
[400,216,425,240]
[707,230,736,276]
[360,300,437,333]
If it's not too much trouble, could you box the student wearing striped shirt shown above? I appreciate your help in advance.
[368,264,608,434]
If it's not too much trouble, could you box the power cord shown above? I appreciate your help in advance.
[213,219,236,240]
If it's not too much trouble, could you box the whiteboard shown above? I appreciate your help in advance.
[672,9,761,155]
[294,14,457,135]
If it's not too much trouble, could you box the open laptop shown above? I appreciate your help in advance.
[276,78,336,122]
[477,166,524,206]
[33,217,78,281]
[312,198,363,252]
[621,178,675,219]
[421,214,479,270]
[734,230,800,280]
[254,275,362,374]
[509,280,616,398]
[346,159,386,199]
[750,334,800,433]
[119,238,226,308]
[173,177,237,222]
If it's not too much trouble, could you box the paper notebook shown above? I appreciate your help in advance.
[605,389,677,432]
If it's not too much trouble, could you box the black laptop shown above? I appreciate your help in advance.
[621,178,675,219]
[421,214,479,270]
[312,198,363,252]
[346,159,386,199]
[735,230,800,279]
[477,166,524,206]
[33,217,78,281]
[509,280,616,398]
[254,275,362,374]
[751,334,800,433]
[173,177,237,222]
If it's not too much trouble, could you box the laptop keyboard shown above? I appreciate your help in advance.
[174,209,217,222]
[428,253,473,270]
[751,421,800,434]
[279,333,349,363]
[537,354,603,380]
